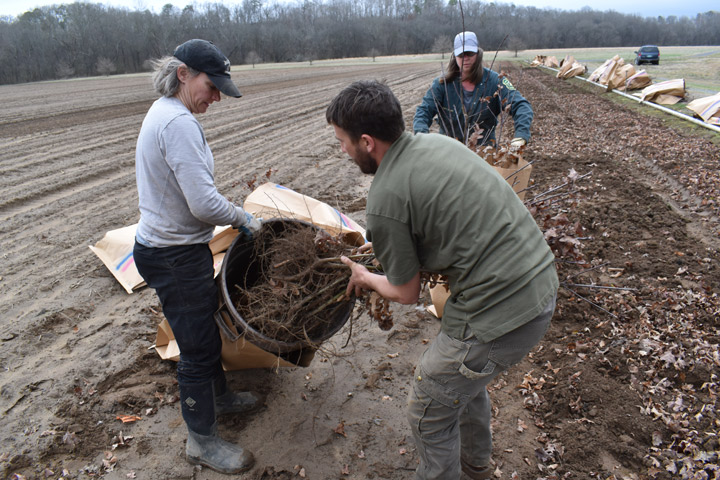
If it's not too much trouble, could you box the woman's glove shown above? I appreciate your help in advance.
[239,212,262,238]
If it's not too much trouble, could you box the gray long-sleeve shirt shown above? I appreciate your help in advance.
[135,96,250,247]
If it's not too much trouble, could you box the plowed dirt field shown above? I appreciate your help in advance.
[1,62,718,480]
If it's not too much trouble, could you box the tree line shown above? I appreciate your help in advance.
[0,0,718,85]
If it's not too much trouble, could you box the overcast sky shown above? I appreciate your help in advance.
[1,0,717,18]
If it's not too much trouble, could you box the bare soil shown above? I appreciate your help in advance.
[1,62,718,480]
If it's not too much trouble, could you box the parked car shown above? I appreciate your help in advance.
[634,45,660,65]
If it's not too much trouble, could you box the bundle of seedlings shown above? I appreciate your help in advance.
[229,221,376,347]
[470,137,525,168]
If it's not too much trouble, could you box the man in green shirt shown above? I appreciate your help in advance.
[326,80,558,480]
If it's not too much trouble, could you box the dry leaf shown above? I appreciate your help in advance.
[334,422,347,437]
[116,414,141,423]
[517,418,528,432]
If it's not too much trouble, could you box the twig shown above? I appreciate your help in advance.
[293,275,350,312]
[503,158,536,181]
[306,291,347,318]
[564,286,618,319]
[562,283,637,292]
[565,262,610,280]
[528,171,593,203]
[527,191,571,206]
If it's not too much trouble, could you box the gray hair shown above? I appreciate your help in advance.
[151,56,199,97]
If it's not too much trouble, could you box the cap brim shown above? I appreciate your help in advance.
[454,45,479,57]
[209,74,242,98]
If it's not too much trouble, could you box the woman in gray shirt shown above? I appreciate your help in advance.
[133,39,260,475]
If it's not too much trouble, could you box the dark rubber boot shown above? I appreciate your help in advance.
[186,423,255,474]
[213,373,264,416]
[180,382,255,474]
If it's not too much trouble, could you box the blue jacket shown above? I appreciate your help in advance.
[413,67,533,146]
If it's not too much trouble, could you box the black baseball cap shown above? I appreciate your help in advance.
[173,39,242,98]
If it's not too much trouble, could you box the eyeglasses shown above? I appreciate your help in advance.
[457,51,477,58]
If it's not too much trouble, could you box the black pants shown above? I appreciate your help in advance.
[133,241,223,388]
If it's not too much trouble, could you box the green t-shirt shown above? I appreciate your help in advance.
[366,132,558,343]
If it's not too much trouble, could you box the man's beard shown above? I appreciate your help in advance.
[354,149,377,174]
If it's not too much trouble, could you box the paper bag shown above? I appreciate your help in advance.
[154,313,315,370]
[588,56,616,83]
[215,308,315,370]
[624,70,652,91]
[598,56,624,86]
[243,183,366,245]
[89,224,146,294]
[428,283,451,319]
[90,224,236,294]
[640,79,685,104]
[493,157,533,201]
[607,64,636,91]
[687,93,720,125]
[557,61,586,80]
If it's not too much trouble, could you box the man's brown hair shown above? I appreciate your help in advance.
[326,80,405,143]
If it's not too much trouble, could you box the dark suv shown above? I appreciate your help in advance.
[634,45,660,65]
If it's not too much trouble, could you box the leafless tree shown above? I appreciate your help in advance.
[0,0,718,85]
[246,51,262,68]
[95,57,117,76]
[55,61,75,79]
[432,35,451,59]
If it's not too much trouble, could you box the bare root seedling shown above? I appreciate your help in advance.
[230,222,389,347]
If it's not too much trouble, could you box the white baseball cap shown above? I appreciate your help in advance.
[453,31,479,57]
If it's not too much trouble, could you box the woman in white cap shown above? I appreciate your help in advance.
[133,39,261,474]
[414,31,533,151]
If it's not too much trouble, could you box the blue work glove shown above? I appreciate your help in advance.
[238,212,262,239]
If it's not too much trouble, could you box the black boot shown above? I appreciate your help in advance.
[213,373,265,416]
[180,383,255,474]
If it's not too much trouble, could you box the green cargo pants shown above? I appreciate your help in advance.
[407,295,555,479]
